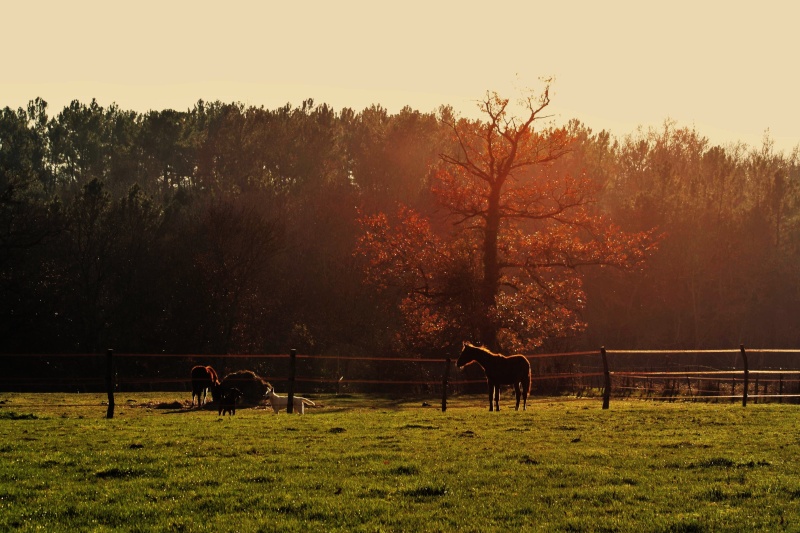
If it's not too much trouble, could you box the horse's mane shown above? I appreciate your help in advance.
[464,342,501,357]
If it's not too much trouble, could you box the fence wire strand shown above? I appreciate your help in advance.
[4,348,800,406]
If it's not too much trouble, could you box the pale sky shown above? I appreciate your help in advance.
[3,0,798,153]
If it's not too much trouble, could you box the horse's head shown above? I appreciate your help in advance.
[457,342,480,368]
[209,382,221,402]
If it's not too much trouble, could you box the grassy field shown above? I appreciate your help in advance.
[2,393,800,532]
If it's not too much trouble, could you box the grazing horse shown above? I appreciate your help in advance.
[190,365,220,407]
[457,342,531,411]
[219,370,270,406]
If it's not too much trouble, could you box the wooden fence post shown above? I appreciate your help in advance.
[601,347,611,410]
[287,349,296,414]
[441,358,451,412]
[105,349,115,419]
[740,344,749,407]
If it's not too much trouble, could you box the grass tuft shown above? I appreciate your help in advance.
[663,520,709,533]
[389,464,419,475]
[402,424,439,430]
[696,457,736,468]
[402,484,448,499]
[94,467,146,479]
[0,411,38,420]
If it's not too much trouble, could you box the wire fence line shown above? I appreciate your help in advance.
[3,346,800,409]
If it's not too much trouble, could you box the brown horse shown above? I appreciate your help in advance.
[191,365,220,407]
[457,342,531,411]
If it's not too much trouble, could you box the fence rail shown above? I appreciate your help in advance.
[4,345,800,415]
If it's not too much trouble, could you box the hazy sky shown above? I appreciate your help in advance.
[3,0,798,153]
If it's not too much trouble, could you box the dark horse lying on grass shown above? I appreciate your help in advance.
[457,342,531,411]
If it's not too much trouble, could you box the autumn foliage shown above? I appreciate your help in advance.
[357,88,660,353]
[6,94,794,358]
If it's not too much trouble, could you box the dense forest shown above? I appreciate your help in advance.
[2,94,799,359]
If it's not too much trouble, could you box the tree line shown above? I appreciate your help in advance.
[2,93,798,360]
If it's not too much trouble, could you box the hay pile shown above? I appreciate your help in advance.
[220,370,271,406]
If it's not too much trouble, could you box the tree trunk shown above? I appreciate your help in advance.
[480,184,502,350]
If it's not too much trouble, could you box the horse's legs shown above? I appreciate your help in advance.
[523,380,529,410]
[513,383,521,411]
[494,386,500,411]
[488,386,494,411]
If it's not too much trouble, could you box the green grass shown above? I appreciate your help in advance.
[2,393,800,532]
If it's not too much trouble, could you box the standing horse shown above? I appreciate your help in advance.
[191,365,220,407]
[457,342,531,411]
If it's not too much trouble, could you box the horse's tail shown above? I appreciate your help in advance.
[523,361,532,396]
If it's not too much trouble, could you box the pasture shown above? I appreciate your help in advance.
[2,393,800,532]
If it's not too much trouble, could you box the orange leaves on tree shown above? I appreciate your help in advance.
[356,86,660,353]
[356,206,448,294]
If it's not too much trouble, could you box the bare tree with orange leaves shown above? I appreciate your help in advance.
[357,85,659,354]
